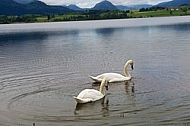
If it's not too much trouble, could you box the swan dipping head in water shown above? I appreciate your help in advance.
[74,78,108,104]
[90,60,134,83]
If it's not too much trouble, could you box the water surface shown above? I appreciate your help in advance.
[1,16,190,125]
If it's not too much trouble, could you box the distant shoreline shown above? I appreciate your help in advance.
[1,16,190,35]
[0,7,190,24]
[0,15,190,25]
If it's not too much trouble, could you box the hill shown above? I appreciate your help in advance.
[116,4,152,10]
[156,0,190,7]
[92,0,118,10]
[13,0,36,4]
[0,0,73,15]
[0,0,26,15]
[67,4,84,11]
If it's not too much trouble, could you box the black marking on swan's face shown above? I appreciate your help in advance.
[105,85,108,90]
[131,64,134,70]
[130,62,134,70]
[128,60,134,70]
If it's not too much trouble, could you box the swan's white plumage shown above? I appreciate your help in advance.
[90,60,134,83]
[74,89,104,103]
[74,78,108,104]
[90,73,130,82]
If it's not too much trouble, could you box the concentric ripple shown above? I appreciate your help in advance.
[1,18,190,125]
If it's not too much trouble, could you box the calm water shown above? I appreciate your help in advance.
[1,16,190,126]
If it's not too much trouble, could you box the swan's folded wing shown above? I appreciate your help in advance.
[73,96,92,103]
[77,89,104,101]
[83,89,103,99]
[109,77,130,82]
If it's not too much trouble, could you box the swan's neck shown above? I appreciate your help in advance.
[99,78,106,95]
[124,61,131,78]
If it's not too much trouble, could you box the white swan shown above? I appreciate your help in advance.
[73,78,108,104]
[90,60,134,83]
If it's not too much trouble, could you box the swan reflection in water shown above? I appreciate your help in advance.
[125,81,135,95]
[74,81,135,117]
[74,97,109,117]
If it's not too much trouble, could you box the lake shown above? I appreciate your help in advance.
[1,16,190,126]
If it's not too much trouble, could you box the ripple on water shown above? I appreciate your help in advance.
[0,70,112,125]
[1,71,190,126]
[1,19,190,126]
[0,72,76,119]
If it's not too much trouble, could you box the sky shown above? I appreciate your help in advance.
[39,0,171,8]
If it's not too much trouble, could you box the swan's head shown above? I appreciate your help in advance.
[128,60,134,70]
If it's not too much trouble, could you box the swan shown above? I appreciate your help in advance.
[73,78,108,104]
[90,60,134,83]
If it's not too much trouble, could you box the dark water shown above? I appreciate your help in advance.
[1,16,190,126]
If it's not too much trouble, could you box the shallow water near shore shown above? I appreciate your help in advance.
[1,16,190,125]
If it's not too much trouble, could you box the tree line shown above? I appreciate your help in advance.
[0,6,189,24]
[0,10,130,24]
[139,6,189,13]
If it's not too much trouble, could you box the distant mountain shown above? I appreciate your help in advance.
[116,5,130,10]
[13,0,36,4]
[25,1,73,14]
[129,4,153,9]
[3,0,190,16]
[0,0,26,15]
[92,0,118,10]
[116,4,153,10]
[0,0,73,15]
[156,0,190,7]
[67,4,84,11]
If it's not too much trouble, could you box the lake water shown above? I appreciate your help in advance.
[1,16,190,126]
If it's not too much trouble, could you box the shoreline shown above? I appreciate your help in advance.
[1,15,190,28]
[1,8,190,24]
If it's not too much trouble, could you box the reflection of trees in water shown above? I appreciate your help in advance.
[95,28,115,36]
[95,27,126,37]
[0,29,80,44]
[0,32,47,43]
[74,97,109,117]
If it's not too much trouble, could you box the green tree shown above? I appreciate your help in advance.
[182,7,188,14]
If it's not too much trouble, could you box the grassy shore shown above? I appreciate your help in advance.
[0,6,190,24]
[128,9,190,18]
[35,8,190,22]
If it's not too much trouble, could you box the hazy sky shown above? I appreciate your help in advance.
[39,0,171,8]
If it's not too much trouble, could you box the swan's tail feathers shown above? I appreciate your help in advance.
[73,96,92,104]
[74,96,84,103]
[89,75,101,82]
[89,75,96,80]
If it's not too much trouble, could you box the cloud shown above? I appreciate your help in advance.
[40,0,171,8]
